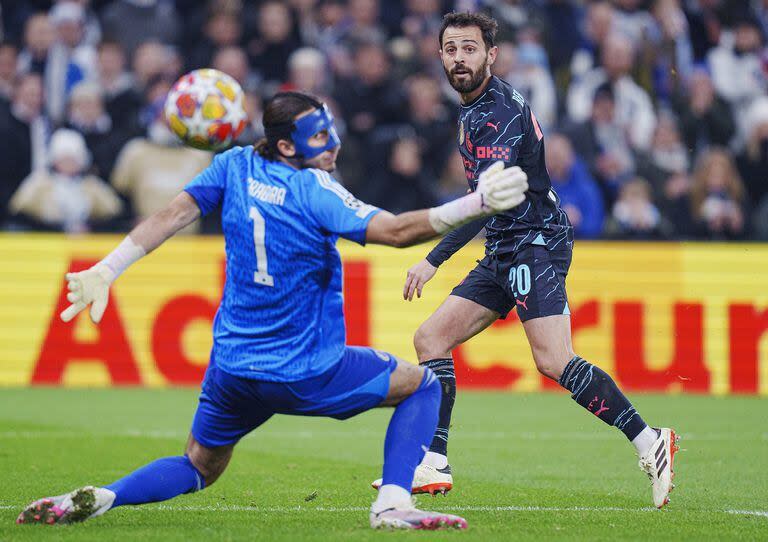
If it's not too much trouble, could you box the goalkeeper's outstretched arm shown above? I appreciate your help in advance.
[60,192,201,324]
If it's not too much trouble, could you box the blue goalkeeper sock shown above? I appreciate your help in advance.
[105,455,205,507]
[381,369,441,491]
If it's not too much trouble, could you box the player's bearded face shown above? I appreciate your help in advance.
[444,55,488,93]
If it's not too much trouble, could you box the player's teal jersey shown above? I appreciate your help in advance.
[184,146,380,382]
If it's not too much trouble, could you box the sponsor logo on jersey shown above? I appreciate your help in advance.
[248,179,287,206]
[475,145,512,161]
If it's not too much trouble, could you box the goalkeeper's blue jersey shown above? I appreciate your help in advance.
[184,146,380,382]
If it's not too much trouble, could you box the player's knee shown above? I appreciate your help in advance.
[185,439,232,487]
[533,356,566,381]
[414,323,450,360]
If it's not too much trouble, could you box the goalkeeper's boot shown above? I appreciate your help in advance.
[17,486,115,525]
[371,464,453,495]
[638,428,680,509]
[370,503,467,530]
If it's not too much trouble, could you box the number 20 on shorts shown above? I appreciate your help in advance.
[508,264,531,296]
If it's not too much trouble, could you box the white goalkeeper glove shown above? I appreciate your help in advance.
[475,161,528,213]
[60,263,116,323]
[428,161,529,233]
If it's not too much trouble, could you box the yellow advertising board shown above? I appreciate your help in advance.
[0,234,766,394]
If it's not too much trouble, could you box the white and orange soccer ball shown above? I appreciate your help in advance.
[164,69,247,151]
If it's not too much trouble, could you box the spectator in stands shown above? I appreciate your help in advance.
[341,0,387,46]
[186,11,243,71]
[212,46,252,89]
[131,41,181,94]
[605,177,672,239]
[494,41,556,131]
[405,74,452,179]
[648,0,694,102]
[301,0,353,79]
[563,83,635,205]
[367,133,436,213]
[659,171,696,237]
[612,0,656,46]
[97,39,141,130]
[49,1,97,81]
[17,12,84,125]
[690,147,746,239]
[539,0,583,75]
[248,1,301,88]
[58,0,102,47]
[674,67,735,158]
[546,133,605,239]
[110,78,211,234]
[684,0,726,62]
[0,73,48,226]
[335,40,405,138]
[708,16,767,142]
[637,111,690,198]
[8,128,122,233]
[101,0,180,56]
[0,42,18,104]
[755,0,768,38]
[567,32,656,151]
[737,97,768,204]
[401,0,443,41]
[280,47,330,97]
[570,1,615,79]
[66,81,134,180]
[484,0,546,42]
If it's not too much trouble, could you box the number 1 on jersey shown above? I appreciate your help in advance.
[249,206,275,286]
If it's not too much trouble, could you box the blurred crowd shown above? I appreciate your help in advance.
[0,0,766,240]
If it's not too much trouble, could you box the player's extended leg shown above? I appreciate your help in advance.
[18,363,268,525]
[372,295,499,494]
[523,314,679,508]
[369,359,466,529]
[415,295,499,460]
[17,435,232,525]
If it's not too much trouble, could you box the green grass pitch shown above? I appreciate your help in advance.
[0,389,766,540]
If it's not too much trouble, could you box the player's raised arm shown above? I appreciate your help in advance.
[366,161,528,248]
[60,192,202,324]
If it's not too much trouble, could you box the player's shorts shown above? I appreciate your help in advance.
[450,244,572,322]
[191,346,398,448]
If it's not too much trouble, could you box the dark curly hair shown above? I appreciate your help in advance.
[438,12,498,52]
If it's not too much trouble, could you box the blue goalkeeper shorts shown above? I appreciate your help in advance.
[191,346,398,448]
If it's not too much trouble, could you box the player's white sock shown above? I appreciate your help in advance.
[421,451,448,469]
[632,425,659,456]
[372,484,411,512]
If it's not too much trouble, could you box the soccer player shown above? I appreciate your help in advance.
[372,13,679,509]
[17,92,529,530]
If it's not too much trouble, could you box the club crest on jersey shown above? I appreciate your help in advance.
[458,120,465,145]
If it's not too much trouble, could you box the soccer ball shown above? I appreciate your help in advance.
[165,69,247,151]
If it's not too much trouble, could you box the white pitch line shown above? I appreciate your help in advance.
[1,430,765,442]
[2,504,767,518]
